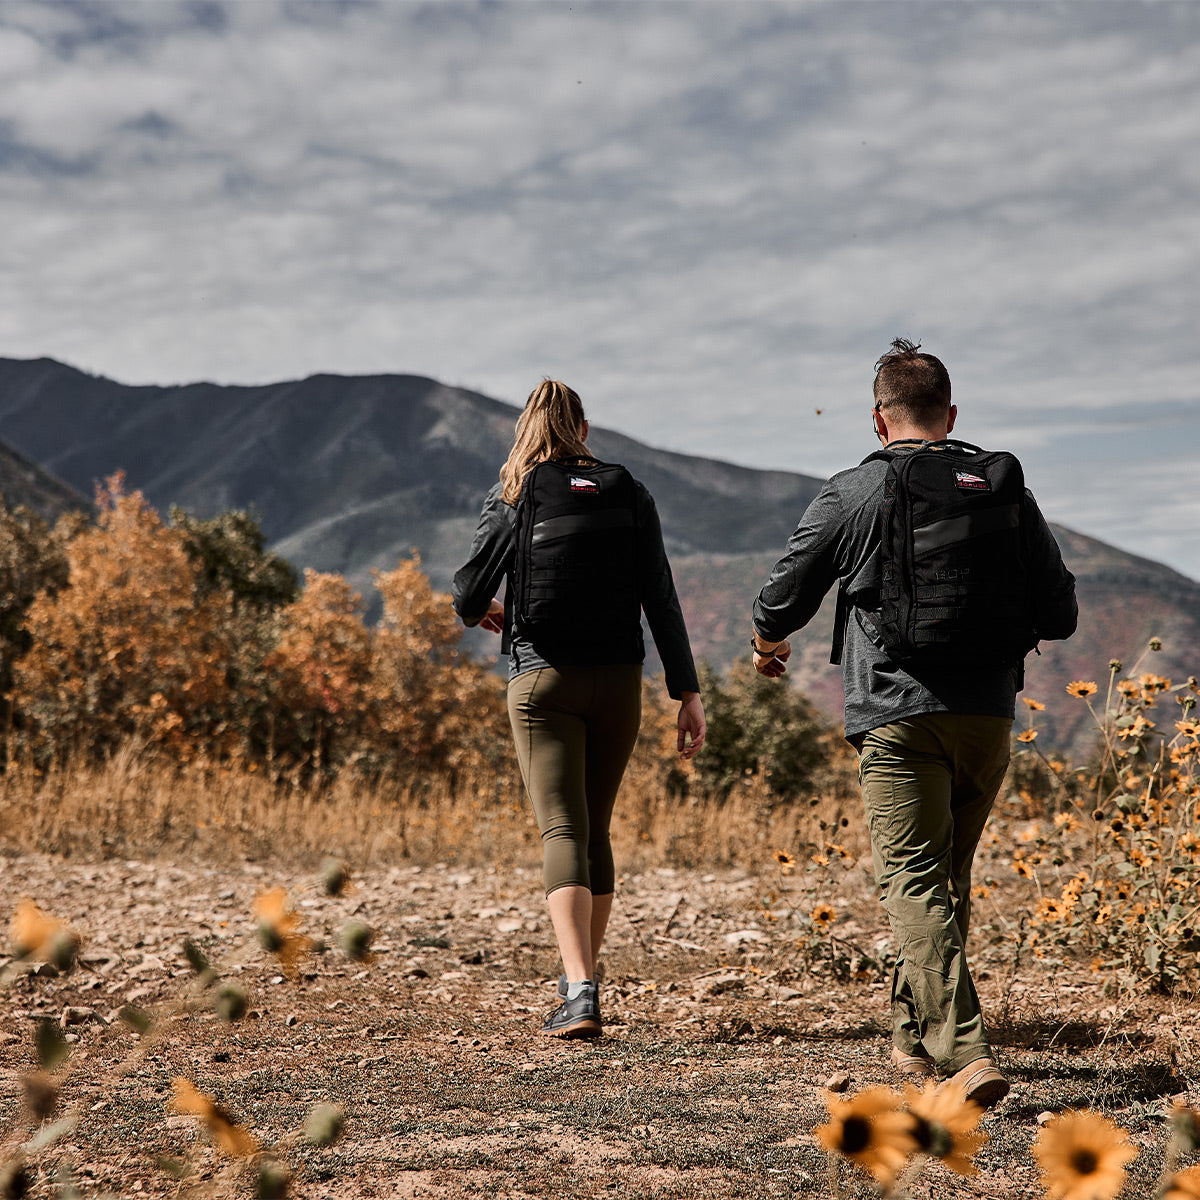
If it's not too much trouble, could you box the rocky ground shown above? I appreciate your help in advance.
[2,850,1197,1199]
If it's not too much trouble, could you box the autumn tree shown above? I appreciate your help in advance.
[14,478,233,758]
[170,507,297,615]
[369,555,510,780]
[170,506,298,756]
[1,500,80,726]
[690,659,834,803]
[264,570,374,775]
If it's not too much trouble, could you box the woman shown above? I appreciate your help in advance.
[452,379,706,1038]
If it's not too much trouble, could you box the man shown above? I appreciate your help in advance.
[750,339,1077,1107]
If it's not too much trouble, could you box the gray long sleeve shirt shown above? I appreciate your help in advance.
[752,449,1078,741]
[452,478,700,700]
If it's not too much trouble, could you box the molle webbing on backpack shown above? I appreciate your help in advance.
[514,457,642,661]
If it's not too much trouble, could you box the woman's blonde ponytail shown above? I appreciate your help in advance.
[499,380,589,505]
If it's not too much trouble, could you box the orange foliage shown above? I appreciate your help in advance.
[370,556,509,776]
[14,476,233,758]
[264,570,373,771]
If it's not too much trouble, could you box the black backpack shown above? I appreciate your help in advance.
[513,457,641,660]
[832,440,1038,669]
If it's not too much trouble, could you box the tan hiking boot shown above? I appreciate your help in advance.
[890,1044,936,1077]
[949,1058,1009,1108]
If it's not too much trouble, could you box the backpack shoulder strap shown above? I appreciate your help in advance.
[830,583,850,666]
[831,447,904,665]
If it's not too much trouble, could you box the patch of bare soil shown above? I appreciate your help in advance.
[2,851,1196,1199]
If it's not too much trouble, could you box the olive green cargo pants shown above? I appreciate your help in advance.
[858,713,1012,1075]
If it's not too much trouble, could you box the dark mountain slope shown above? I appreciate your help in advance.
[0,436,88,523]
[1,355,1196,758]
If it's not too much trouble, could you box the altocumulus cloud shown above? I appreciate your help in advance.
[0,0,1197,577]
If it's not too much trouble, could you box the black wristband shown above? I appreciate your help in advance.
[751,639,781,656]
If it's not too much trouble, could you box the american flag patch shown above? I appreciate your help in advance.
[954,470,990,492]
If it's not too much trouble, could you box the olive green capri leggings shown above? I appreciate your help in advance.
[506,664,643,896]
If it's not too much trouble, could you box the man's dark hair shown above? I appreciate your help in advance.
[873,338,951,422]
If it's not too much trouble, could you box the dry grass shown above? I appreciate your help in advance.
[0,742,866,880]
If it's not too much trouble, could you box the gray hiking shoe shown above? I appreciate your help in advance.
[541,981,602,1039]
[557,964,604,998]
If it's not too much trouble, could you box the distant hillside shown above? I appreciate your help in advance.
[0,357,821,585]
[1,355,1197,758]
[0,438,88,523]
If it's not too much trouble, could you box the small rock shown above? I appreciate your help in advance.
[723,929,766,947]
[697,973,745,997]
[284,1013,298,1027]
[1037,1111,1055,1125]
[61,1006,97,1027]
[824,1072,850,1093]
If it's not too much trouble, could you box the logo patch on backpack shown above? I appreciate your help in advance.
[569,476,599,493]
[954,470,990,492]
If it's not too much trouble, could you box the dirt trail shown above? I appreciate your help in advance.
[2,852,1195,1199]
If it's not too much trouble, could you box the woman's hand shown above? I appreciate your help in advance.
[676,691,706,760]
[479,598,504,634]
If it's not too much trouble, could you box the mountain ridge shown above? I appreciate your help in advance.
[2,354,1196,756]
[0,435,89,523]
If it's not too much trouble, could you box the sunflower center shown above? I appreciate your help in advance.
[911,1116,934,1152]
[1070,1148,1099,1175]
[841,1117,872,1154]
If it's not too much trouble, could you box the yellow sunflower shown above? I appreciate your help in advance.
[1035,897,1069,924]
[811,902,837,933]
[814,1086,918,1188]
[1067,681,1098,698]
[10,900,80,969]
[903,1080,986,1176]
[1024,698,1047,711]
[253,887,311,977]
[772,850,796,874]
[1018,729,1039,743]
[1033,1109,1136,1200]
[171,1078,260,1157]
[1163,1165,1200,1200]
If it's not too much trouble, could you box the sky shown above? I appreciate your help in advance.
[1,0,1198,580]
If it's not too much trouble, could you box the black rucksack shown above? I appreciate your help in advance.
[513,456,641,659]
[833,440,1038,669]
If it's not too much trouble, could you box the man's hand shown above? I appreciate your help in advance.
[752,638,791,678]
[479,598,504,634]
[676,692,706,760]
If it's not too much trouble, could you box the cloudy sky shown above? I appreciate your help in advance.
[2,0,1198,579]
